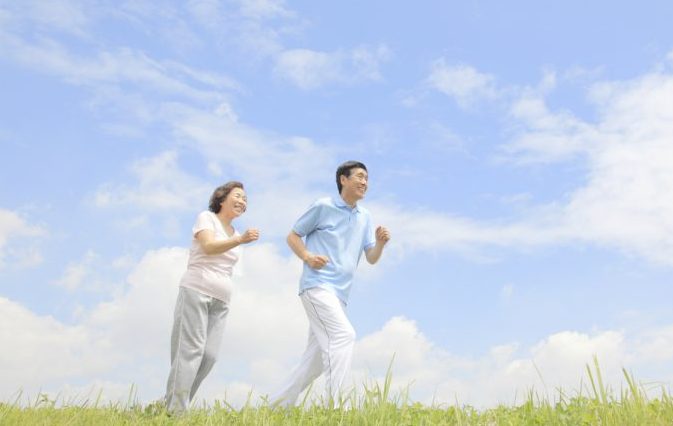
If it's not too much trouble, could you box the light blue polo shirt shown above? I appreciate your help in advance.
[293,196,376,304]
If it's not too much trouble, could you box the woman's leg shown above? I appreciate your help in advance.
[165,287,211,413]
[190,297,229,400]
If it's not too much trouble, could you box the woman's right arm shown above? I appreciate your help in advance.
[196,229,259,255]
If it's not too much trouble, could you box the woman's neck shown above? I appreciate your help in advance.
[216,211,233,227]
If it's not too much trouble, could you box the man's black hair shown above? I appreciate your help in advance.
[336,161,367,194]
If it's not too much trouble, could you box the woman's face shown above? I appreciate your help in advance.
[220,187,247,218]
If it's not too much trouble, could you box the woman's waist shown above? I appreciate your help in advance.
[182,265,233,282]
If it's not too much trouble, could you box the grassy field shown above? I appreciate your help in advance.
[3,361,673,425]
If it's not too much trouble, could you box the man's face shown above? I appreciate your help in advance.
[341,167,368,200]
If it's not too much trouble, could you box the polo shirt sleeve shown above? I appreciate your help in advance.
[292,201,322,237]
[192,211,216,237]
[363,214,376,251]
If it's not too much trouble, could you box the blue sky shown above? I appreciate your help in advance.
[3,0,673,407]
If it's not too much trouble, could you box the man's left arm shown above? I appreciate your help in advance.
[365,226,391,264]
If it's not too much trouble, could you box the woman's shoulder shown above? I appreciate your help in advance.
[194,210,218,226]
[197,210,215,219]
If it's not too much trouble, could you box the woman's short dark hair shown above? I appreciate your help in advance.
[336,161,367,194]
[209,181,244,213]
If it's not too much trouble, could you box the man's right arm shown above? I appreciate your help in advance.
[287,231,329,269]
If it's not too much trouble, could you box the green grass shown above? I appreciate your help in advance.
[3,360,673,425]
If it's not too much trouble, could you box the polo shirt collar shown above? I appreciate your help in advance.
[334,196,361,213]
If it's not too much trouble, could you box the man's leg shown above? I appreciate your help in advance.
[165,287,210,413]
[190,298,229,401]
[271,327,323,407]
[301,287,356,406]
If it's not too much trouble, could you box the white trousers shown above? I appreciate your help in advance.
[272,286,356,407]
[165,286,229,413]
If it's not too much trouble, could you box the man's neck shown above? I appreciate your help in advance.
[340,193,358,208]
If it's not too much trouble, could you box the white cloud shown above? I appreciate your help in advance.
[111,254,136,270]
[8,247,44,269]
[500,283,513,301]
[154,102,335,190]
[504,93,597,163]
[0,244,307,406]
[634,325,673,364]
[86,247,187,360]
[0,209,43,247]
[352,317,639,407]
[0,297,114,397]
[79,48,673,268]
[233,0,294,20]
[275,49,338,89]
[3,244,673,407]
[0,0,93,37]
[1,0,336,245]
[0,209,45,269]
[162,103,336,237]
[88,93,336,240]
[2,0,354,244]
[423,121,467,154]
[92,150,218,240]
[94,150,210,212]
[184,0,297,59]
[51,249,125,294]
[427,60,499,107]
[110,2,205,53]
[52,250,98,291]
[411,57,673,265]
[0,35,234,104]
[366,200,569,261]
[0,247,188,403]
[274,45,391,90]
[0,4,239,108]
[507,67,673,264]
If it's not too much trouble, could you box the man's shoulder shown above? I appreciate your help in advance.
[356,203,371,215]
[308,196,337,211]
[355,203,372,220]
[314,196,334,206]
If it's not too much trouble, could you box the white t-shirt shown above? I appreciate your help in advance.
[179,211,241,303]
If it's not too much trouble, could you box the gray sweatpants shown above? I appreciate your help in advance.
[165,286,229,413]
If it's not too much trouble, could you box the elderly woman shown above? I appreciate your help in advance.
[165,181,259,413]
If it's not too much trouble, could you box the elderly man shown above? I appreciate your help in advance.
[272,160,391,407]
